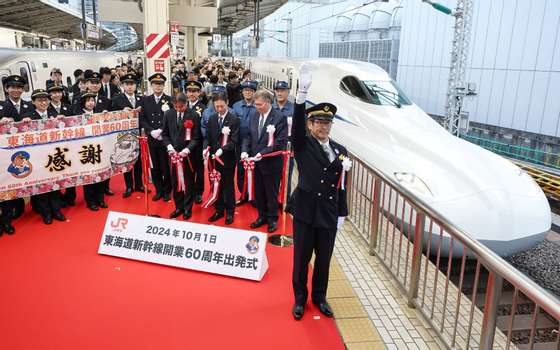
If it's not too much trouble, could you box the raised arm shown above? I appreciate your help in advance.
[292,64,312,152]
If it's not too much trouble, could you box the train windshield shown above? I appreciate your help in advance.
[362,80,412,107]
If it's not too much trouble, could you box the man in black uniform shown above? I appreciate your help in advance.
[140,73,173,202]
[161,93,201,220]
[241,89,287,233]
[100,67,119,100]
[185,80,206,204]
[46,68,70,104]
[205,93,239,225]
[24,89,67,224]
[0,74,33,232]
[111,73,144,197]
[47,83,73,116]
[287,65,349,320]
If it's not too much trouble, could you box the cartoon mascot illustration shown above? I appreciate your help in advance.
[8,151,32,178]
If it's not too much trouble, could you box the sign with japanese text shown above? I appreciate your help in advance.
[154,59,165,73]
[0,110,140,201]
[99,212,269,281]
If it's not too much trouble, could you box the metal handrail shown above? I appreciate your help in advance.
[345,149,560,349]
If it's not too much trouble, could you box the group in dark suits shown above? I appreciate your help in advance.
[286,66,349,321]
[140,73,173,202]
[111,73,144,197]
[161,93,201,220]
[241,89,287,233]
[205,92,240,225]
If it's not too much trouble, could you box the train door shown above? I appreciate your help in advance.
[0,68,10,100]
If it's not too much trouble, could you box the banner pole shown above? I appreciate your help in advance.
[268,142,293,247]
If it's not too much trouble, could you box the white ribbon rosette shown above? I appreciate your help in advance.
[266,124,276,147]
[339,156,352,190]
[221,126,231,147]
[161,102,170,112]
[287,117,293,137]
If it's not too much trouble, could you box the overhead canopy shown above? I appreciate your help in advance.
[0,0,116,47]
[218,0,289,36]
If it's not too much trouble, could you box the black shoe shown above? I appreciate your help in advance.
[195,195,203,204]
[4,223,15,234]
[98,202,108,209]
[123,188,133,198]
[208,212,224,222]
[250,217,266,229]
[292,304,305,320]
[250,200,257,208]
[183,211,192,220]
[169,209,183,219]
[225,215,234,225]
[163,194,171,202]
[43,215,53,225]
[65,200,76,207]
[267,221,278,233]
[152,193,163,201]
[235,197,248,206]
[53,211,66,222]
[313,301,333,318]
[135,186,146,193]
[104,189,115,196]
[87,204,99,211]
[13,209,24,220]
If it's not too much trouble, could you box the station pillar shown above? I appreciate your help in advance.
[143,0,171,95]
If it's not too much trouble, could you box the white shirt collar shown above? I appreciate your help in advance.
[10,98,20,106]
[219,111,227,119]
[51,102,61,108]
[317,138,330,148]
[260,107,272,120]
[126,93,135,99]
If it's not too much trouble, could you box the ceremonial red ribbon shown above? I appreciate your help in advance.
[170,152,186,193]
[184,119,193,141]
[139,136,151,185]
[267,131,274,147]
[240,159,255,201]
[221,133,228,147]
[254,150,290,204]
[203,159,221,208]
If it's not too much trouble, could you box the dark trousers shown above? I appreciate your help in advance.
[31,191,62,218]
[62,187,76,203]
[214,166,235,216]
[0,199,18,225]
[149,146,172,196]
[171,158,195,212]
[236,158,246,199]
[103,179,111,191]
[83,182,105,206]
[292,219,337,306]
[124,156,143,190]
[13,198,24,218]
[254,166,280,223]
[286,157,295,199]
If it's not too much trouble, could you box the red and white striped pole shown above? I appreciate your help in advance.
[143,0,171,95]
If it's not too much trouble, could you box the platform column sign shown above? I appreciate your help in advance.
[98,212,269,281]
[143,0,171,94]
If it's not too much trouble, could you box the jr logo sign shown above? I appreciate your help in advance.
[110,218,128,230]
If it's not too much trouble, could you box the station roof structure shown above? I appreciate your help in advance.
[217,0,289,36]
[0,0,116,47]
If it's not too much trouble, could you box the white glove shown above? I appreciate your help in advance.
[166,144,175,153]
[150,129,162,138]
[240,152,248,160]
[179,148,190,156]
[203,147,210,160]
[337,217,345,230]
[0,117,13,124]
[156,135,163,141]
[21,117,32,122]
[254,152,262,161]
[215,148,223,157]
[296,63,312,104]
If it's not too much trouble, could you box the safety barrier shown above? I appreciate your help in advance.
[345,152,560,350]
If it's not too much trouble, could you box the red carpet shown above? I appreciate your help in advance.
[0,175,345,350]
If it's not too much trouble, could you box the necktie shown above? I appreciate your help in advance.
[322,143,334,162]
[177,112,182,127]
[106,84,110,99]
[258,114,264,138]
[218,116,223,129]
[129,96,135,108]
[15,103,20,114]
[155,97,160,104]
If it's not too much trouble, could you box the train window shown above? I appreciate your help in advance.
[30,62,37,72]
[339,76,369,102]
[19,67,30,92]
[42,62,48,68]
[362,80,412,106]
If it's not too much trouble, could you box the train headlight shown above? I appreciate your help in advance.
[394,172,433,197]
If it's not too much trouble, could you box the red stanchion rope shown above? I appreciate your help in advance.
[203,158,221,208]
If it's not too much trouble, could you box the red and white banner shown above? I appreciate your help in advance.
[145,33,170,59]
[0,110,140,201]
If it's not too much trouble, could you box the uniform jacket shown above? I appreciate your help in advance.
[161,108,201,154]
[48,102,73,117]
[100,82,120,100]
[241,107,287,175]
[232,99,256,140]
[140,93,173,148]
[0,99,34,122]
[72,94,111,115]
[204,110,240,169]
[23,109,56,120]
[286,103,349,228]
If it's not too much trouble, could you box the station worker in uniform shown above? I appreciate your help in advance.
[287,65,349,320]
[241,89,287,233]
[24,89,68,224]
[46,68,70,104]
[47,83,73,117]
[232,80,257,206]
[111,73,144,198]
[0,74,32,227]
[140,73,173,202]
[79,91,109,211]
[272,80,296,197]
[161,93,201,220]
[205,92,240,225]
[185,80,206,204]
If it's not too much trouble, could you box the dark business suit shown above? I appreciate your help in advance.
[204,111,240,216]
[48,102,73,117]
[100,82,120,100]
[0,98,33,220]
[189,100,206,198]
[242,108,287,223]
[161,108,201,213]
[140,94,173,197]
[111,93,144,191]
[287,103,349,306]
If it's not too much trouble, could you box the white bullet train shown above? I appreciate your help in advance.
[0,48,135,100]
[245,57,551,257]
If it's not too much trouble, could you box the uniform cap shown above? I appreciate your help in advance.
[51,68,62,75]
[148,73,166,83]
[84,71,101,82]
[3,75,26,87]
[211,85,227,94]
[185,80,202,90]
[31,89,50,100]
[47,82,64,93]
[306,103,337,122]
[80,91,97,101]
[240,80,258,91]
[274,81,289,90]
[121,73,137,83]
[11,150,30,161]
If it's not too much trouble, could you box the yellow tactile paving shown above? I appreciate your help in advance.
[336,318,382,343]
[326,279,356,298]
[329,297,368,318]
[346,341,386,350]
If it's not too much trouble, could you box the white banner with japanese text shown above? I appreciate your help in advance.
[0,110,140,201]
[98,211,269,281]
